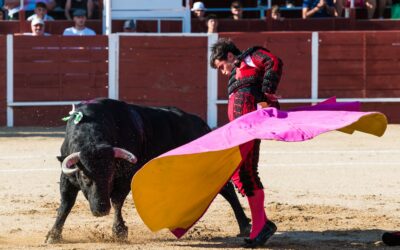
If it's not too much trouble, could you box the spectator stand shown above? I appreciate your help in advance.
[206,1,268,19]
[103,0,191,34]
[201,0,302,19]
[201,0,268,19]
[201,0,390,19]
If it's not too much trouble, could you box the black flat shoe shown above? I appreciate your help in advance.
[242,220,277,248]
[382,232,400,246]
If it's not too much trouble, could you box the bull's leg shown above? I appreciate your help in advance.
[45,176,79,243]
[111,184,131,240]
[219,181,251,237]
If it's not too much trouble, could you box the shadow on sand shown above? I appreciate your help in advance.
[0,127,65,138]
[173,229,390,249]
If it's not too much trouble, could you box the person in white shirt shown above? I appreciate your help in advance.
[27,2,55,21]
[62,8,95,36]
[4,0,56,20]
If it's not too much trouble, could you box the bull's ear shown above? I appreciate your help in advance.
[57,156,65,163]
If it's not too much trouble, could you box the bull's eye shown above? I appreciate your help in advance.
[80,172,91,184]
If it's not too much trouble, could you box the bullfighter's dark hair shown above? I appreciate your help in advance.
[210,38,241,68]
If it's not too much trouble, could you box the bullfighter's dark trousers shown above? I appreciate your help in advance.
[227,87,264,197]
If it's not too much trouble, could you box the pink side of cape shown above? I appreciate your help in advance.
[162,100,363,158]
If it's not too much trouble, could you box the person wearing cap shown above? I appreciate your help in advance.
[63,8,95,36]
[123,19,136,32]
[27,2,55,21]
[64,0,94,20]
[22,17,50,36]
[191,1,206,20]
[231,1,243,20]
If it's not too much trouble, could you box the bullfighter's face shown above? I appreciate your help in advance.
[214,52,235,76]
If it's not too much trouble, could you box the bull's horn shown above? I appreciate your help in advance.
[61,152,81,175]
[113,147,137,164]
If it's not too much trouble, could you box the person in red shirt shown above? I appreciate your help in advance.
[210,38,283,248]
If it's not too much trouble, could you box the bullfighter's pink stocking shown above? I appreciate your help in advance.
[247,189,267,239]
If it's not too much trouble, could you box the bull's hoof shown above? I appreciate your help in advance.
[45,231,62,244]
[237,224,251,237]
[112,224,128,241]
[237,218,252,237]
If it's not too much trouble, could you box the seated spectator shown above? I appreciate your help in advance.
[64,0,94,20]
[378,0,391,18]
[123,19,136,32]
[231,1,243,20]
[286,0,296,8]
[92,0,99,18]
[392,0,400,18]
[54,0,65,10]
[0,8,5,20]
[206,14,218,33]
[63,8,95,35]
[271,5,284,20]
[302,0,338,18]
[336,0,376,18]
[1,1,10,19]
[22,17,50,36]
[191,1,206,21]
[27,2,54,21]
[3,0,56,19]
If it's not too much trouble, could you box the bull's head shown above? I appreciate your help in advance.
[59,146,137,217]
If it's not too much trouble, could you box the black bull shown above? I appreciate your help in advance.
[46,98,250,243]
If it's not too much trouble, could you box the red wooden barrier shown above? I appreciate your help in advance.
[316,31,400,123]
[319,31,400,98]
[12,36,108,126]
[118,36,208,119]
[0,36,6,126]
[319,31,365,98]
[0,21,20,34]
[0,20,183,35]
[366,32,400,98]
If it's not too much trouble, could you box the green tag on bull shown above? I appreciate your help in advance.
[73,112,83,124]
[62,104,83,124]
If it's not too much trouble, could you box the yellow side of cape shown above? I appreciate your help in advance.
[131,146,243,232]
[338,113,387,136]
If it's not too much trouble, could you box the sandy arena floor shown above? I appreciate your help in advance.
[0,125,399,249]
